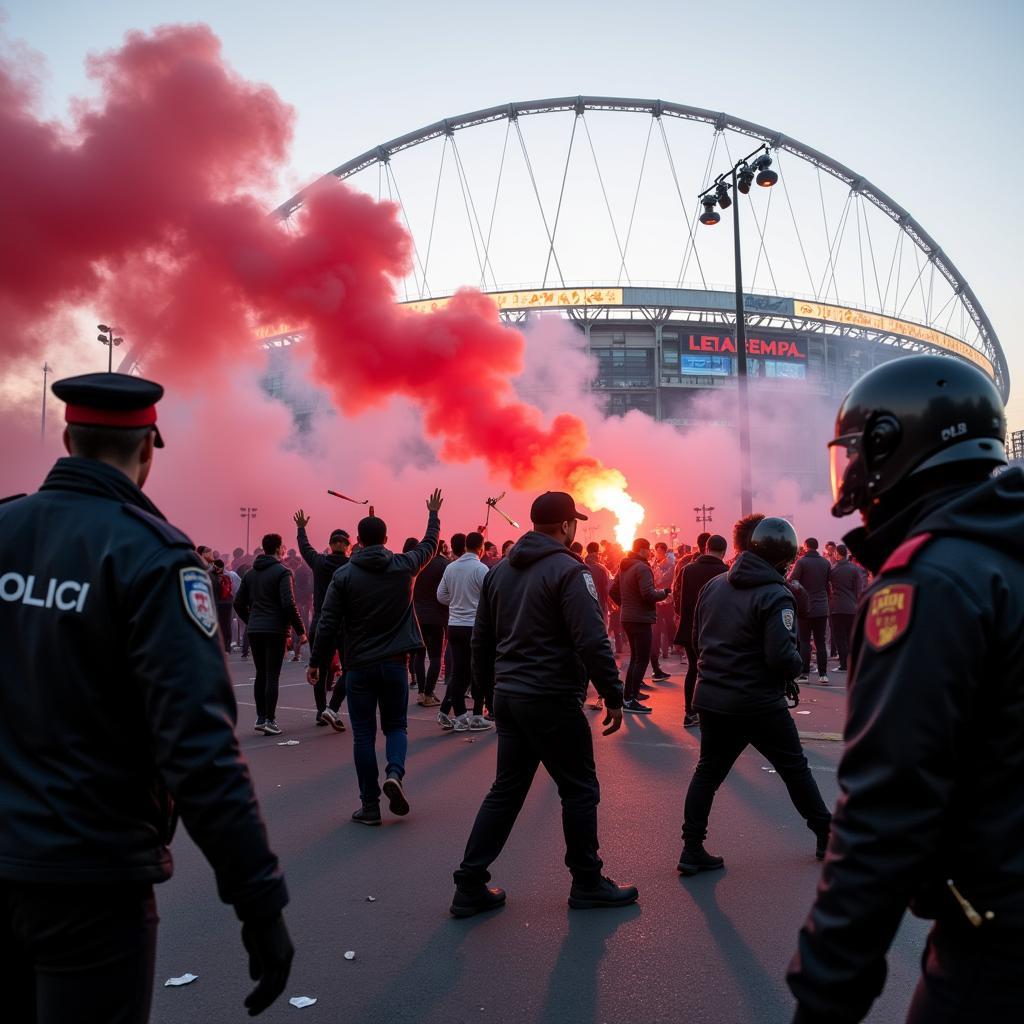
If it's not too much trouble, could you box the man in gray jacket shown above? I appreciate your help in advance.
[308,490,442,825]
[789,537,832,683]
[827,543,863,673]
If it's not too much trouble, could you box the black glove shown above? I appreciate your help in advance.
[241,913,294,1016]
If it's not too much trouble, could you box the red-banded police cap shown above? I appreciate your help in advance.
[52,372,165,448]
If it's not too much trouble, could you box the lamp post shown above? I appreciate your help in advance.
[698,145,778,516]
[694,504,715,528]
[41,362,51,441]
[240,507,258,553]
[97,324,124,373]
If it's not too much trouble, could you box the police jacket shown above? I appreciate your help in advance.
[233,554,305,635]
[413,553,450,628]
[311,511,439,670]
[611,554,668,624]
[827,559,862,615]
[674,554,728,647]
[789,550,831,617]
[297,526,349,618]
[0,458,287,921]
[788,471,1024,1024]
[692,551,803,715]
[472,531,623,709]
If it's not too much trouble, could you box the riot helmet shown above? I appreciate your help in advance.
[749,517,799,572]
[829,355,1006,517]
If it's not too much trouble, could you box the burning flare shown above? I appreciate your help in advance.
[570,465,646,548]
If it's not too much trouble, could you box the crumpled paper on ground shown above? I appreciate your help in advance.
[289,996,318,1008]
[164,974,198,987]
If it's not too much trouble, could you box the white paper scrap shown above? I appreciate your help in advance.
[278,740,301,746]
[796,710,812,715]
[366,896,376,902]
[164,973,198,987]
[344,951,356,961]
[289,996,318,1008]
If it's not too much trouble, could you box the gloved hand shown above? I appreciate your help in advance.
[241,913,294,1016]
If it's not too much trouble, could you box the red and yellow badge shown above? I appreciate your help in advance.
[865,583,915,651]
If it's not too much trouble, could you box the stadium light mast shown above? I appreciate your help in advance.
[97,324,124,373]
[698,145,777,516]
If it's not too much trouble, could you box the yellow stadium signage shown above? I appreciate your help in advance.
[793,301,994,378]
[401,287,624,315]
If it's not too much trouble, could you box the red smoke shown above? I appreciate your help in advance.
[0,24,642,530]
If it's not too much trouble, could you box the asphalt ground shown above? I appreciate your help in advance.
[150,652,928,1024]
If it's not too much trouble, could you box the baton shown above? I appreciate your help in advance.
[327,490,369,505]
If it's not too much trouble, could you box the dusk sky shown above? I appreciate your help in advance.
[5,0,1022,421]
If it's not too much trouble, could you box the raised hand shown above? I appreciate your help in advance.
[293,510,310,529]
[426,488,444,513]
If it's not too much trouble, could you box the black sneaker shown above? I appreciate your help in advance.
[622,699,652,715]
[315,712,328,727]
[351,804,382,827]
[262,720,282,736]
[254,717,266,733]
[677,846,725,876]
[382,775,410,817]
[568,876,639,910]
[795,674,809,683]
[651,671,670,681]
[450,886,507,919]
[634,692,650,702]
[683,713,700,728]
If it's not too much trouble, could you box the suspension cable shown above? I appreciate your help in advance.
[675,128,719,288]
[385,162,425,300]
[776,151,816,295]
[481,120,511,294]
[514,117,566,289]
[619,118,653,286]
[582,114,631,285]
[657,116,707,290]
[541,113,578,288]
[420,136,449,299]
[449,137,486,287]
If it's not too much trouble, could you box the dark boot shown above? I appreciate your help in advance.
[449,886,507,919]
[568,876,639,910]
[351,803,382,827]
[382,775,410,817]
[677,845,725,876]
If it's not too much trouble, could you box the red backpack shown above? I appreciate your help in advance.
[215,571,233,603]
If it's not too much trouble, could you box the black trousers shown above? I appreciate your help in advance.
[249,632,286,720]
[681,641,698,716]
[799,616,829,676]
[682,707,831,846]
[216,603,233,651]
[905,919,1024,1023]
[440,625,473,717]
[308,619,346,714]
[830,613,854,671]
[411,623,446,695]
[0,881,158,1024]
[455,693,603,889]
[623,622,653,700]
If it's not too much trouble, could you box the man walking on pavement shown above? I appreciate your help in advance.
[449,491,636,918]
[675,533,729,728]
[437,530,491,732]
[790,537,832,683]
[308,491,442,826]
[294,511,350,729]
[826,543,862,674]
[412,542,449,708]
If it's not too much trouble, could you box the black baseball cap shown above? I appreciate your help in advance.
[530,491,588,525]
[52,372,165,448]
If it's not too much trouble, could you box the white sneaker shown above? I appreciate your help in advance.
[452,714,471,732]
[437,711,455,731]
[818,674,830,684]
[468,715,492,731]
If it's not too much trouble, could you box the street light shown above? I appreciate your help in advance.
[240,507,258,553]
[41,362,51,441]
[697,144,778,515]
[694,504,715,528]
[97,324,124,373]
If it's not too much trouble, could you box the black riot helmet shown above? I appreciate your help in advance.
[829,355,1006,517]
[749,517,799,572]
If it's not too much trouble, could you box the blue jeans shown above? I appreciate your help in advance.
[346,660,409,804]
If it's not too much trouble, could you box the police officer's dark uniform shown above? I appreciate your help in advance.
[450,492,636,917]
[788,355,1024,1023]
[0,374,293,1023]
[678,517,832,876]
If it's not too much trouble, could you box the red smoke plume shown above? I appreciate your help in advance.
[0,25,644,537]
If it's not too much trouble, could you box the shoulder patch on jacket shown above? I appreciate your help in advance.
[122,504,194,547]
[179,567,218,637]
[879,533,933,575]
[582,571,599,602]
[865,583,915,651]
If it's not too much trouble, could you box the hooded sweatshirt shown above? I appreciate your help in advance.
[692,550,803,715]
[471,531,623,708]
[612,553,668,624]
[311,511,439,669]
[233,554,305,635]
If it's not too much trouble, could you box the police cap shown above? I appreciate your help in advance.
[530,491,589,525]
[52,372,165,448]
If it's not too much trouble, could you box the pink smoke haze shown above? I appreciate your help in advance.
[0,23,841,553]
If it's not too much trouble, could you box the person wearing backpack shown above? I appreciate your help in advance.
[211,558,235,653]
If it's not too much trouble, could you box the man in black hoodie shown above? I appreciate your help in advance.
[678,517,831,877]
[233,533,307,737]
[449,491,635,918]
[788,356,1024,1024]
[308,491,442,826]
[294,511,350,727]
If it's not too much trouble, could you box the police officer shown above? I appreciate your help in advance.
[678,516,832,876]
[787,354,1024,1023]
[450,491,636,917]
[0,373,293,1022]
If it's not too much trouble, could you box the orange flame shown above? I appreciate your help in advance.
[570,465,646,548]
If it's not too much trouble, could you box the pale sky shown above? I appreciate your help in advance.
[5,0,1023,420]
